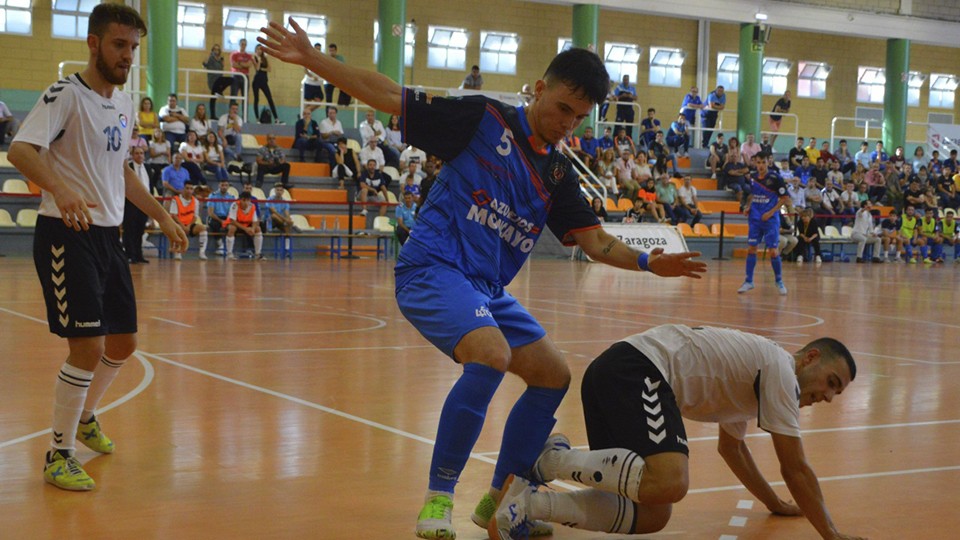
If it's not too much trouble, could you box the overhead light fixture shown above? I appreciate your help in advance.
[755,12,768,21]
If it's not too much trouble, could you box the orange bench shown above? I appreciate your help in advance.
[254,134,295,148]
[691,178,717,190]
[699,200,742,214]
[289,188,345,204]
[289,162,331,177]
[305,214,366,231]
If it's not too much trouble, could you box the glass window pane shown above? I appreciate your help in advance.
[52,13,75,37]
[404,44,414,66]
[448,48,466,70]
[450,31,468,48]
[624,48,640,63]
[183,28,204,49]
[479,50,497,72]
[225,9,244,27]
[9,0,33,8]
[54,0,79,12]
[6,9,30,33]
[78,0,97,12]
[427,47,446,68]
[499,52,516,74]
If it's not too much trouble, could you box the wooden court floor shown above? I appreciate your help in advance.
[0,254,958,539]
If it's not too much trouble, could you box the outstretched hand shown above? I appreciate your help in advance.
[258,18,315,68]
[647,247,707,279]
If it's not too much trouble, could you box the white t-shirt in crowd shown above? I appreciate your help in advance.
[678,185,697,206]
[179,141,204,162]
[159,105,187,134]
[400,146,427,171]
[189,118,212,137]
[218,113,243,137]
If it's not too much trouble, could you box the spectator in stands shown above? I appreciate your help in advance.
[357,159,392,217]
[591,197,608,222]
[613,127,635,158]
[679,86,702,126]
[855,142,871,170]
[323,44,350,105]
[399,161,425,185]
[168,184,208,260]
[889,145,905,170]
[614,75,637,138]
[395,191,418,245]
[624,198,646,223]
[359,110,399,167]
[402,172,422,203]
[178,130,207,185]
[821,181,842,222]
[207,179,235,236]
[124,147,151,264]
[941,210,959,262]
[613,151,640,201]
[218,102,244,162]
[856,182,870,205]
[794,155,814,186]
[360,135,386,172]
[639,108,660,151]
[788,137,806,169]
[385,114,407,159]
[787,176,807,213]
[417,161,438,215]
[136,97,158,142]
[676,175,703,227]
[804,137,821,164]
[880,209,902,261]
[701,85,726,147]
[870,141,889,168]
[594,148,617,194]
[147,128,171,194]
[400,144,427,174]
[834,139,856,176]
[804,179,825,216]
[768,90,790,147]
[256,134,292,188]
[850,162,866,187]
[655,174,680,224]
[938,165,958,210]
[203,43,234,117]
[578,127,600,169]
[318,105,344,168]
[462,65,483,90]
[202,132,230,183]
[778,158,794,181]
[740,133,761,163]
[666,114,689,157]
[230,38,253,99]
[648,131,679,175]
[923,186,940,213]
[811,158,829,187]
[0,100,14,146]
[252,45,279,123]
[819,142,837,165]
[779,212,799,261]
[302,43,325,113]
[917,166,931,187]
[266,183,293,233]
[128,126,148,160]
[598,126,615,155]
[826,160,844,189]
[851,201,883,263]
[795,208,822,263]
[293,109,322,162]
[919,206,943,262]
[159,94,189,146]
[332,136,360,190]
[722,145,750,208]
[839,182,859,219]
[863,162,888,203]
[226,192,264,260]
[519,83,534,105]
[640,178,666,222]
[706,132,726,180]
[946,149,959,173]
[189,103,212,138]
[759,133,773,155]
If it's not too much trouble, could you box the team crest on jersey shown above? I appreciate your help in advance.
[118,114,128,128]
[548,160,568,186]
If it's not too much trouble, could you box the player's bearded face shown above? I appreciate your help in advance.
[94,25,139,86]
[97,43,129,85]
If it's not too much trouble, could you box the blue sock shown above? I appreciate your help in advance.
[491,385,567,490]
[905,244,913,259]
[428,363,504,493]
[745,253,757,283]
[933,243,943,259]
[771,255,783,282]
[920,245,929,259]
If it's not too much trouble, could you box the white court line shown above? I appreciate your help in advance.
[719,535,738,540]
[687,464,960,495]
[0,352,155,450]
[254,313,387,336]
[150,316,194,328]
[728,516,748,527]
[736,500,754,510]
[155,344,438,356]
[0,306,47,325]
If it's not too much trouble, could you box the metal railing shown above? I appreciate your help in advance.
[558,140,607,203]
[759,111,799,146]
[298,85,449,128]
[596,100,642,141]
[830,117,927,157]
[58,61,249,122]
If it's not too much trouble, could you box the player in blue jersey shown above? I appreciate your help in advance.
[739,151,791,295]
[260,20,707,540]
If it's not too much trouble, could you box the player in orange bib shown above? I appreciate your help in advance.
[168,183,208,260]
[226,191,264,260]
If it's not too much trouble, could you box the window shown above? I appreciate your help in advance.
[0,0,31,35]
[648,47,684,87]
[52,0,96,39]
[287,13,326,51]
[854,106,883,129]
[373,21,415,67]
[427,25,467,70]
[557,38,572,54]
[761,57,791,95]
[717,53,739,92]
[797,61,830,99]
[177,2,205,50]
[907,71,924,107]
[929,74,958,110]
[480,31,518,75]
[604,42,641,82]
[929,112,954,125]
[222,6,268,51]
[857,67,885,104]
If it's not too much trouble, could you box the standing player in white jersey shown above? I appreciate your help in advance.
[492,325,866,540]
[8,4,188,491]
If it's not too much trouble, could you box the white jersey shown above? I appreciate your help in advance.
[622,325,801,440]
[14,73,135,227]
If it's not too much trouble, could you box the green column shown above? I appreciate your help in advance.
[572,4,600,134]
[146,0,177,104]
[376,0,405,123]
[736,23,762,144]
[883,39,910,151]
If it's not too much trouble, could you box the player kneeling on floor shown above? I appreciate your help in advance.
[491,324,866,540]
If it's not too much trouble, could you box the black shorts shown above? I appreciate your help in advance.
[33,215,138,338]
[581,341,689,457]
[304,85,324,101]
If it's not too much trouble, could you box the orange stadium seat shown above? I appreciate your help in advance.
[693,223,714,237]
[289,188,345,204]
[691,177,718,190]
[605,197,618,211]
[289,162,331,177]
[710,223,734,237]
[677,223,695,237]
[617,198,634,211]
[699,200,742,214]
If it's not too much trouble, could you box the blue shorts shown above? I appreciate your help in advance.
[747,217,780,249]
[395,266,546,360]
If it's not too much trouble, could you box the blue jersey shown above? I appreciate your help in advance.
[749,171,788,223]
[396,88,600,288]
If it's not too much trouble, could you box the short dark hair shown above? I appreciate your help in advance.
[328,43,337,49]
[803,337,856,381]
[472,65,479,71]
[542,48,609,106]
[754,151,770,160]
[239,191,252,200]
[326,106,338,114]
[336,136,347,144]
[839,139,847,144]
[168,93,177,99]
[89,3,147,39]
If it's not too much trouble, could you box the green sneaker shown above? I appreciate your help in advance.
[415,494,456,539]
[77,415,115,454]
[472,492,554,536]
[43,450,95,491]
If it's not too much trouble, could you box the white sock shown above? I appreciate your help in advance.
[254,232,263,255]
[546,447,645,500]
[199,230,208,253]
[81,356,125,422]
[531,489,635,534]
[52,363,94,452]
[226,235,235,255]
[425,489,453,501]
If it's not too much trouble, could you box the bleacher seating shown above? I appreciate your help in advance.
[3,179,30,194]
[16,208,37,227]
[0,208,15,227]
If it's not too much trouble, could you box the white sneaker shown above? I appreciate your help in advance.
[776,281,788,295]
[815,255,822,263]
[173,253,182,260]
[710,172,717,179]
[531,433,571,484]
[415,494,456,540]
[199,252,208,260]
[360,208,368,216]
[796,255,804,263]
[737,282,755,294]
[490,476,535,540]
[226,253,237,260]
